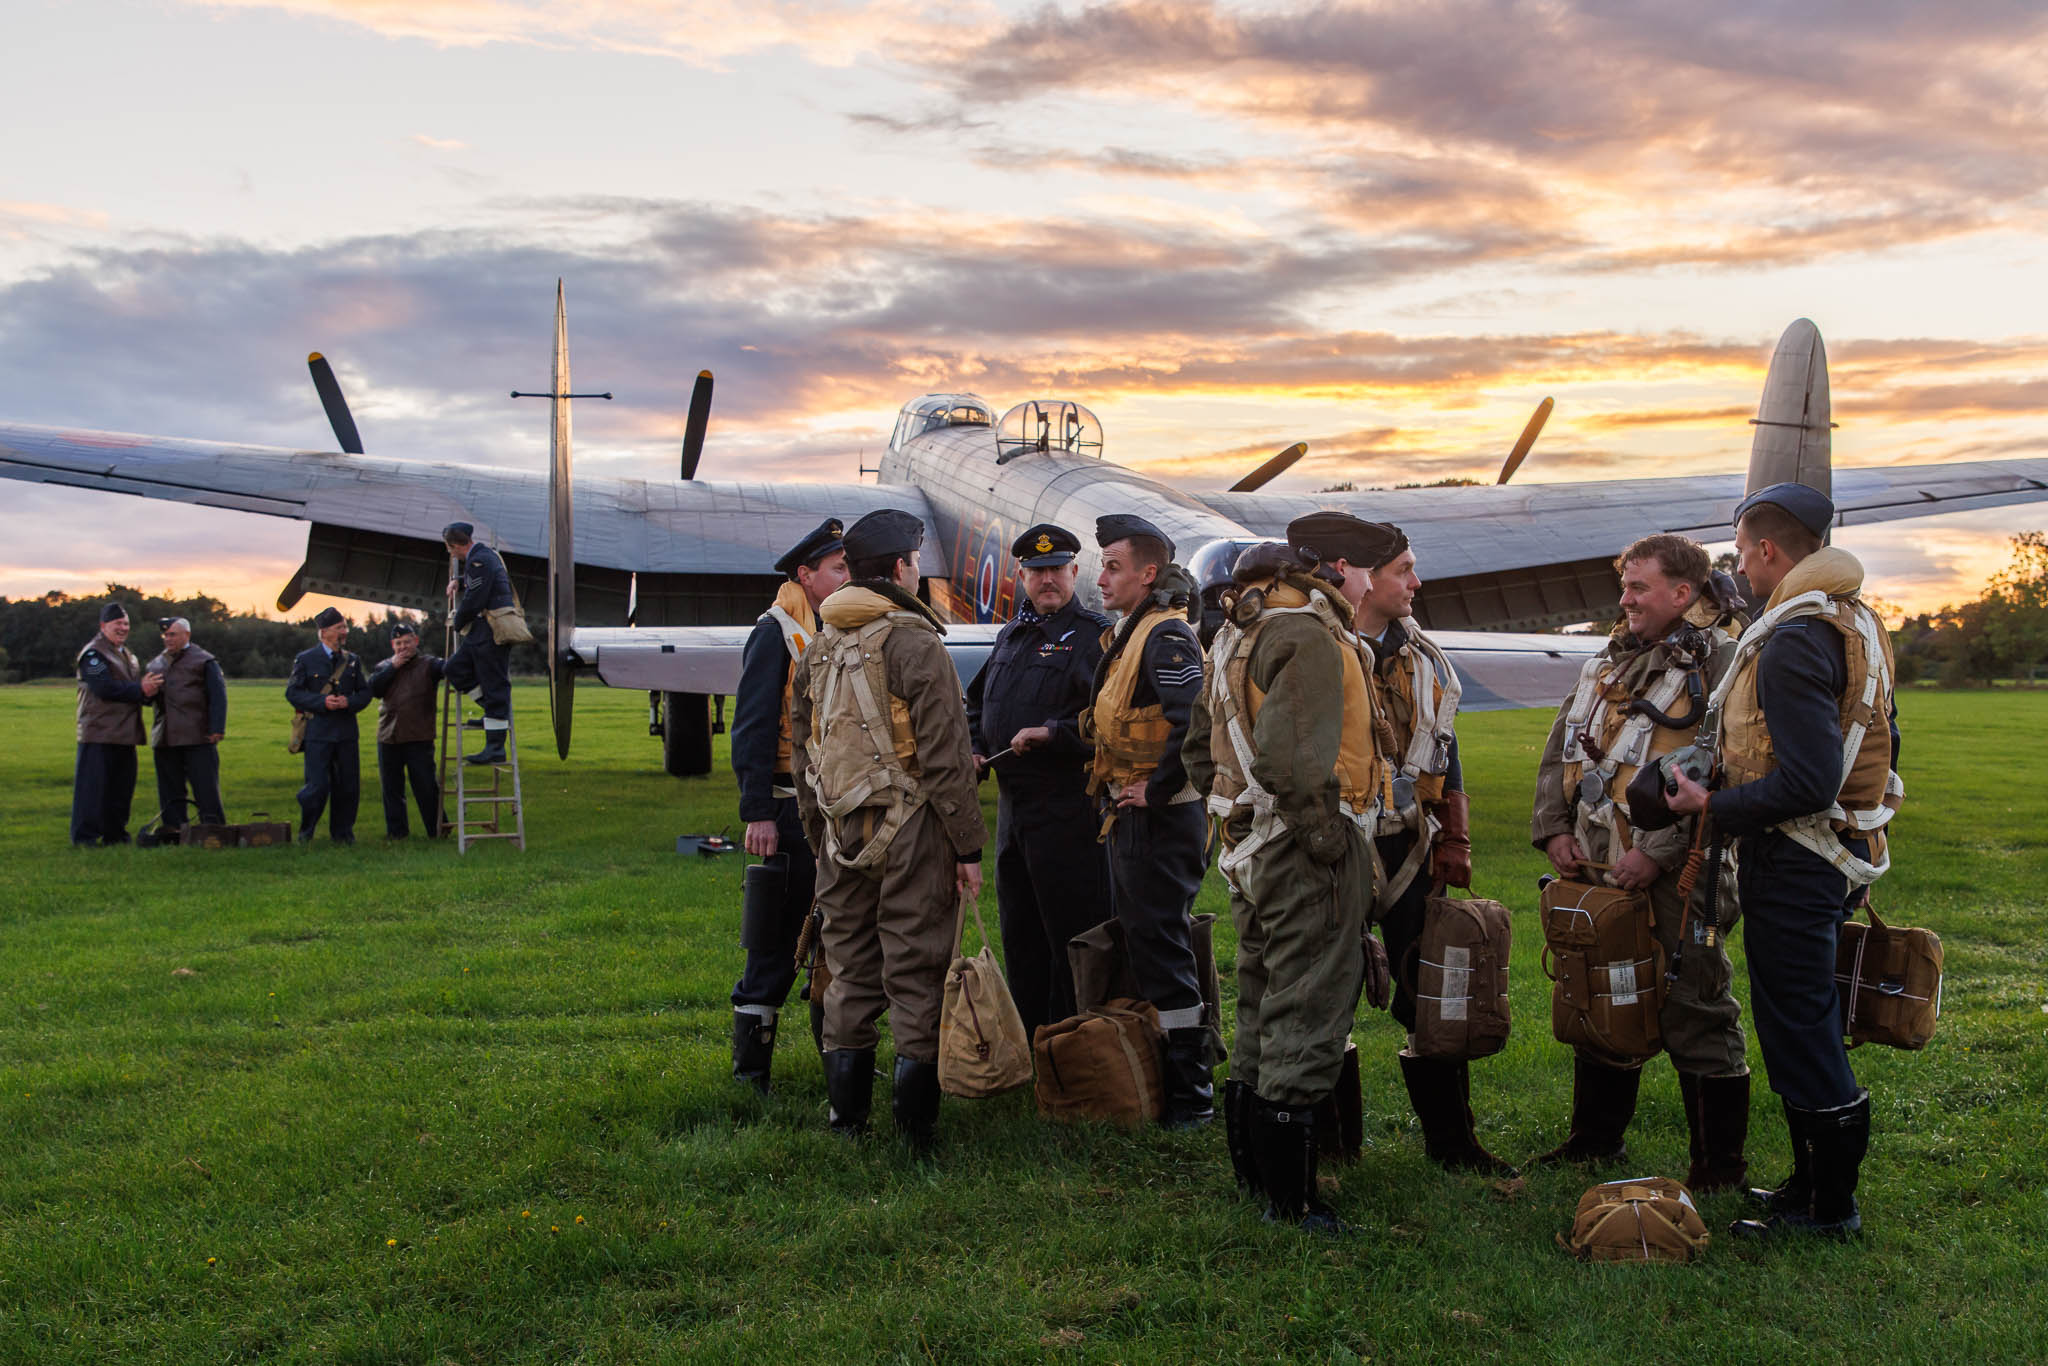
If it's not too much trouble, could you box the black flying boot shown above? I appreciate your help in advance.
[1529,1054,1641,1168]
[464,736,507,766]
[1251,1096,1350,1236]
[822,1047,875,1138]
[730,1010,775,1095]
[1398,1051,1518,1177]
[891,1056,942,1157]
[1678,1070,1751,1194]
[1161,1027,1216,1130]
[1224,1079,1261,1197]
[1746,1095,1814,1216]
[1733,1090,1868,1242]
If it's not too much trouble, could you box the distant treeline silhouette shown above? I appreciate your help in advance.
[0,586,547,682]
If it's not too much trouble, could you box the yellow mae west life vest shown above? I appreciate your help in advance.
[1081,606,1191,799]
[1204,575,1383,889]
[1560,599,1730,856]
[1711,547,1903,887]
[764,579,818,792]
[1370,617,1462,833]
[802,587,925,872]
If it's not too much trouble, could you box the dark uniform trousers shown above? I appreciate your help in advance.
[996,782,1112,1036]
[1374,829,1433,1032]
[1106,800,1207,1022]
[1739,830,1866,1111]
[72,743,139,845]
[444,629,510,725]
[154,744,225,833]
[377,740,441,838]
[733,796,819,1012]
[300,740,361,841]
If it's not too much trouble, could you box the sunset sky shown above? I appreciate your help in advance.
[5,0,2047,619]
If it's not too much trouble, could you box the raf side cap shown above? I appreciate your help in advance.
[99,601,129,624]
[1735,482,1835,539]
[1012,522,1079,568]
[1095,514,1175,561]
[441,520,475,542]
[774,518,845,577]
[1287,511,1407,570]
[843,508,925,563]
[389,621,418,638]
[313,606,346,629]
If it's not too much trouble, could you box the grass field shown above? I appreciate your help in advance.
[1,682,2044,1364]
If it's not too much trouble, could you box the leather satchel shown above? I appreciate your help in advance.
[1837,904,1942,1049]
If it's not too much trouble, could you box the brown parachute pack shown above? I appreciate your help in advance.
[1404,889,1512,1061]
[1837,903,1942,1050]
[1540,877,1665,1063]
[1561,1177,1710,1263]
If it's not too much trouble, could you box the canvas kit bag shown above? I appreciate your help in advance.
[938,896,1033,1098]
[181,811,292,849]
[1069,912,1226,1060]
[1405,887,1512,1061]
[1541,876,1664,1063]
[1837,904,1942,1050]
[288,652,351,755]
[1561,1177,1710,1263]
[485,601,533,646]
[1033,998,1164,1130]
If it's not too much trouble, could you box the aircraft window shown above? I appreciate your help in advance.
[890,394,995,451]
[995,400,1104,464]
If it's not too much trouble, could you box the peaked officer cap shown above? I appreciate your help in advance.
[441,521,475,542]
[389,620,418,637]
[313,606,346,629]
[99,601,129,624]
[1012,522,1079,568]
[1734,482,1834,539]
[1095,514,1175,560]
[843,509,925,562]
[1287,511,1407,569]
[774,518,846,577]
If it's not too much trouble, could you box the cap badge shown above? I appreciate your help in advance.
[1035,534,1054,554]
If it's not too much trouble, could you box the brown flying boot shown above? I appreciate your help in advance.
[1678,1070,1750,1194]
[1529,1054,1641,1167]
[1398,1050,1518,1177]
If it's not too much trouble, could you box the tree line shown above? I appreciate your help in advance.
[1889,531,2048,686]
[0,586,548,683]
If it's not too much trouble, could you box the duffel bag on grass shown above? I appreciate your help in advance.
[1033,998,1163,1129]
[938,895,1033,1098]
[1562,1176,1709,1263]
[239,812,292,848]
[1837,903,1941,1050]
[1541,877,1664,1063]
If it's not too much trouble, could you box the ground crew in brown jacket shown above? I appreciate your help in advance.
[791,508,985,1155]
[72,600,161,846]
[1185,527,1383,1233]
[368,621,445,839]
[145,616,228,840]
[1529,534,1749,1190]
[1338,517,1516,1177]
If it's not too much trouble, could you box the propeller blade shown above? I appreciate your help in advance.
[276,562,309,613]
[679,369,713,480]
[1228,441,1308,493]
[306,352,365,454]
[547,282,577,760]
[1496,397,1553,484]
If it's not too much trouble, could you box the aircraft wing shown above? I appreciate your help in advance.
[0,421,929,575]
[1195,459,2048,580]
[566,623,1602,711]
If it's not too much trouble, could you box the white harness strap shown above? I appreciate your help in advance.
[1708,591,1899,887]
[1568,656,1689,858]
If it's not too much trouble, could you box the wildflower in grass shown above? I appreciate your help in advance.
[551,1225,560,1233]
[207,1257,216,1266]
[387,1239,397,1247]
[574,1215,585,1225]
[521,1210,531,1218]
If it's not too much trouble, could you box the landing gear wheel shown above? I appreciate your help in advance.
[661,691,713,777]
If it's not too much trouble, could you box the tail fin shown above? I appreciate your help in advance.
[1746,318,1835,498]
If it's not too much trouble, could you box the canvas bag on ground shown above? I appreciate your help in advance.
[1068,912,1226,1060]
[1033,998,1163,1129]
[1541,877,1664,1063]
[1837,904,1942,1050]
[1404,887,1512,1060]
[1562,1177,1710,1263]
[938,894,1033,1098]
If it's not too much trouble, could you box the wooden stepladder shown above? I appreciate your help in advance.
[436,611,527,853]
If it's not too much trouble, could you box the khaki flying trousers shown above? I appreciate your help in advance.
[1581,825,1747,1076]
[1229,821,1372,1108]
[816,803,958,1063]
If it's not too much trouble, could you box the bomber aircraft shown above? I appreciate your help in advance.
[5,289,2046,775]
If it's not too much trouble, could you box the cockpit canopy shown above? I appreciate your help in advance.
[996,400,1104,464]
[889,393,995,452]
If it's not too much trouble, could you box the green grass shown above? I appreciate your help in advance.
[1,683,2043,1364]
